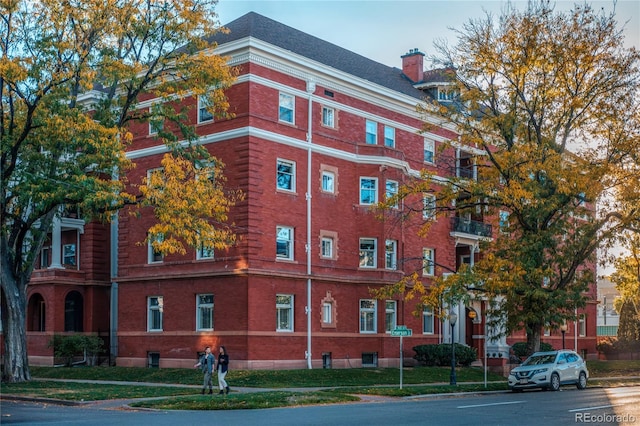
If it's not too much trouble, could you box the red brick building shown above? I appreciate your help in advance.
[22,12,597,369]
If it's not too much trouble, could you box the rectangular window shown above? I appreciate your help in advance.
[277,159,295,192]
[385,300,397,333]
[322,302,333,324]
[148,296,163,332]
[196,294,214,331]
[321,237,333,258]
[499,210,510,233]
[148,234,164,263]
[63,244,76,266]
[279,92,294,123]
[359,238,377,268]
[276,226,294,260]
[385,180,398,208]
[359,177,377,205]
[321,170,335,193]
[359,299,377,333]
[385,239,397,270]
[149,118,163,135]
[424,138,435,163]
[423,194,436,220]
[276,294,293,331]
[422,248,434,276]
[197,243,214,260]
[198,94,214,123]
[423,306,434,334]
[365,120,377,144]
[384,126,395,148]
[40,246,50,268]
[579,315,586,337]
[322,106,335,127]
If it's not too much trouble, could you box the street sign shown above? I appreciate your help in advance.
[391,326,412,337]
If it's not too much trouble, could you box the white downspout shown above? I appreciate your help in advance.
[305,80,315,369]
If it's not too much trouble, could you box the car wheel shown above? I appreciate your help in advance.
[576,372,587,390]
[550,373,561,391]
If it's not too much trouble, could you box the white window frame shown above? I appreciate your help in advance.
[579,315,586,337]
[385,239,397,270]
[359,238,377,268]
[385,179,398,208]
[322,302,333,325]
[276,159,295,192]
[384,125,395,148]
[385,300,397,333]
[279,92,295,124]
[149,118,163,135]
[196,294,214,331]
[424,138,435,163]
[359,177,378,205]
[359,299,377,333]
[365,120,377,144]
[321,236,333,258]
[63,243,76,266]
[423,306,434,334]
[422,247,434,276]
[148,234,164,264]
[423,193,436,220]
[198,94,214,123]
[499,210,510,233]
[147,296,163,332]
[196,243,214,260]
[276,226,294,260]
[276,294,294,331]
[322,106,335,128]
[321,170,335,193]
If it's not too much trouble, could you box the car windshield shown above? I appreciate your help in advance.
[522,354,557,366]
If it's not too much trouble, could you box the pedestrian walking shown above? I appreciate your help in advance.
[216,345,230,394]
[194,346,215,394]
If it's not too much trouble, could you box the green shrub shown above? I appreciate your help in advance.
[48,334,105,367]
[511,341,554,358]
[413,343,477,367]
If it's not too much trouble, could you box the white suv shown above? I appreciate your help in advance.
[508,350,589,392]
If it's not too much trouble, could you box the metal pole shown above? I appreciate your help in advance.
[399,334,404,389]
[450,322,457,385]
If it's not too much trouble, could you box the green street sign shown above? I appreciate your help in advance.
[391,326,412,337]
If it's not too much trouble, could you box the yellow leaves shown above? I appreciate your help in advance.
[0,57,28,82]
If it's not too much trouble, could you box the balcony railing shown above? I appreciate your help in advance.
[451,217,492,238]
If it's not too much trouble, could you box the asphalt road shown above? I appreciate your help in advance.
[2,386,639,426]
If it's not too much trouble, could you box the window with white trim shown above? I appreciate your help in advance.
[196,294,214,331]
[423,194,436,220]
[322,106,335,128]
[385,239,397,270]
[359,238,377,268]
[359,177,377,205]
[63,244,76,266]
[279,92,294,123]
[359,299,377,333]
[276,226,294,260]
[198,94,214,123]
[365,120,377,144]
[384,126,395,148]
[385,179,398,208]
[197,242,214,260]
[385,300,397,333]
[277,159,295,192]
[499,210,510,233]
[148,234,164,264]
[579,315,586,337]
[148,296,163,331]
[422,248,434,276]
[423,306,434,334]
[276,294,293,331]
[321,236,334,258]
[321,170,335,193]
[424,138,435,163]
[322,302,333,325]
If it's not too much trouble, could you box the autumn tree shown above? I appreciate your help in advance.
[610,233,640,347]
[1,0,238,382]
[376,1,640,355]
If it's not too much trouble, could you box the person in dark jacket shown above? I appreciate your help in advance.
[194,346,215,394]
[216,345,230,394]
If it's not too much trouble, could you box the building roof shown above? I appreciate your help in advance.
[208,12,427,100]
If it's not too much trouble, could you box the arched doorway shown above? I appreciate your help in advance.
[64,291,84,332]
[27,293,46,331]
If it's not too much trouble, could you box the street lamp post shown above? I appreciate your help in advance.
[450,312,458,386]
[560,323,568,350]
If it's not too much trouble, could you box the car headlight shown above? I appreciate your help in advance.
[531,368,548,376]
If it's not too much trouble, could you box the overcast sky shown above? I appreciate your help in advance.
[216,0,639,69]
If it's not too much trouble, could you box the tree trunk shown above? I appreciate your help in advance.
[1,271,30,383]
[525,324,542,356]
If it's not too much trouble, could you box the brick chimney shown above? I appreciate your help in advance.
[401,48,425,83]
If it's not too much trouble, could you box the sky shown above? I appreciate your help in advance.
[215,0,639,69]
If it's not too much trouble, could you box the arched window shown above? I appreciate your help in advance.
[27,293,46,332]
[64,291,83,332]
